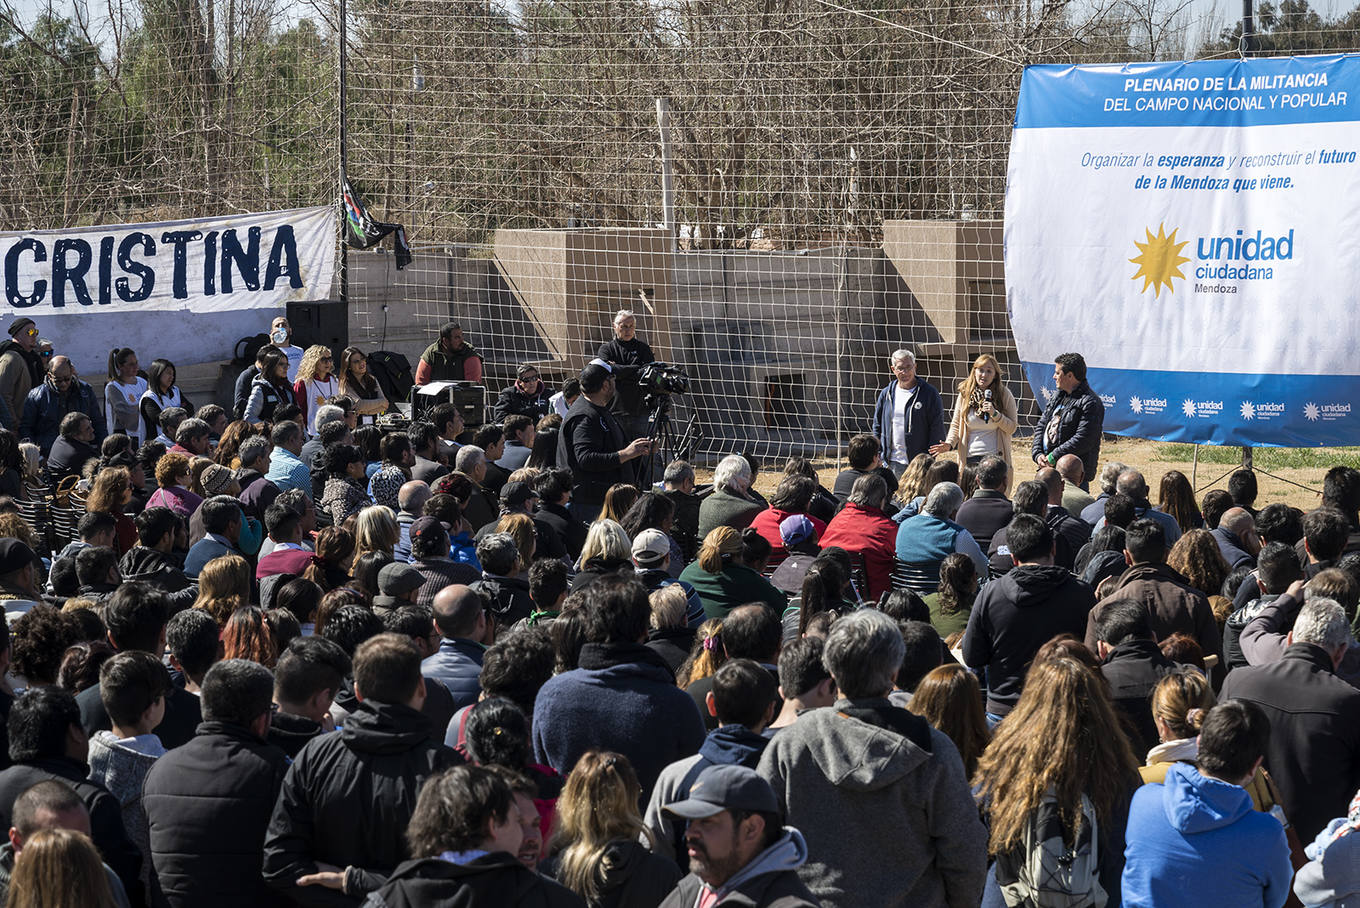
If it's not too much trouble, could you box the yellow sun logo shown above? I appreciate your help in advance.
[1129,224,1191,297]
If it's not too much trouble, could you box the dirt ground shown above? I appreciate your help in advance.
[706,435,1333,511]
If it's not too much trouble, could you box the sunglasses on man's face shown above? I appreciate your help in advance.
[23,328,38,338]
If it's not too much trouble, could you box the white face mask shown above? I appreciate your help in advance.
[271,328,288,345]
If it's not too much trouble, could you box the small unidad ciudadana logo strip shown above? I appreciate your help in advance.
[1239,401,1285,421]
[1181,399,1223,419]
[1304,402,1350,422]
[1129,396,1168,415]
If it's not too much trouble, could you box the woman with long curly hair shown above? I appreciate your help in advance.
[193,554,251,625]
[909,663,991,778]
[973,656,1142,907]
[292,345,339,436]
[896,453,935,505]
[211,420,255,467]
[222,606,278,667]
[350,505,399,573]
[1167,528,1230,598]
[1157,469,1203,533]
[548,751,680,907]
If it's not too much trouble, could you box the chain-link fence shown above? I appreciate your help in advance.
[2,0,1352,461]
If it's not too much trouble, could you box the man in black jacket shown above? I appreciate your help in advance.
[0,687,142,902]
[1093,598,1178,756]
[263,634,461,905]
[1031,352,1104,487]
[142,660,290,908]
[363,764,581,907]
[557,361,650,520]
[963,514,1096,724]
[954,455,1013,553]
[1221,597,1360,842]
[76,583,202,749]
[269,637,352,760]
[492,364,552,422]
[596,309,656,440]
[533,469,587,562]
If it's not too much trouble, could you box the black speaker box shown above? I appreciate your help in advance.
[286,300,349,359]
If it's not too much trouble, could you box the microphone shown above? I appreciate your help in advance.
[983,389,992,423]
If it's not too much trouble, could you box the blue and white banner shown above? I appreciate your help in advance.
[1006,54,1360,446]
[1,206,337,319]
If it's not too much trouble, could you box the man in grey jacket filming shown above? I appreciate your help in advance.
[660,764,820,908]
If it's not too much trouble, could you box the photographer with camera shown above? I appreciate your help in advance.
[596,309,655,440]
[558,360,652,521]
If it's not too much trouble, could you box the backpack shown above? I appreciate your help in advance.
[366,350,414,404]
[996,791,1106,908]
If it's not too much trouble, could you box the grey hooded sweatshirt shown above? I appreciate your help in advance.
[756,699,987,908]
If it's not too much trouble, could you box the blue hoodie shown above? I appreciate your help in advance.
[1121,763,1293,908]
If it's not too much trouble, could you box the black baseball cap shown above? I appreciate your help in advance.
[661,764,779,820]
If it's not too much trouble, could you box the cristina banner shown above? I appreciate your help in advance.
[1005,54,1360,446]
[0,206,337,319]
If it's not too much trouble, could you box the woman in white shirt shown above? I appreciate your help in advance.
[105,348,149,446]
[292,345,340,436]
[139,358,194,444]
[931,353,1017,491]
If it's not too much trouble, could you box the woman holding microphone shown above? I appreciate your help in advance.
[930,353,1017,489]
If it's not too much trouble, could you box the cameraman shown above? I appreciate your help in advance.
[558,360,651,520]
[596,308,655,440]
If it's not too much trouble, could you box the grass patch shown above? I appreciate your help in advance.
[1153,444,1360,470]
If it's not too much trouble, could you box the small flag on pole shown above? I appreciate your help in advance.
[341,173,412,270]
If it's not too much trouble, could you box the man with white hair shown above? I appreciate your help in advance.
[697,454,763,541]
[758,609,987,907]
[596,308,656,440]
[1079,460,1128,526]
[895,482,988,578]
[454,445,498,534]
[1221,597,1360,842]
[871,349,946,477]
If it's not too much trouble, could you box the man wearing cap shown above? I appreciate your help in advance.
[372,564,424,617]
[659,764,819,908]
[409,516,480,609]
[768,515,825,597]
[19,355,105,456]
[0,318,43,425]
[633,528,705,628]
[0,539,42,621]
[758,609,987,907]
[493,364,552,422]
[558,360,651,521]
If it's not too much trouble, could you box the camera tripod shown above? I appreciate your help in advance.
[639,393,701,487]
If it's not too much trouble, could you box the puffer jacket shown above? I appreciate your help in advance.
[142,721,290,908]
[263,700,462,906]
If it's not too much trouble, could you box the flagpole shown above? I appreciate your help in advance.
[337,0,349,308]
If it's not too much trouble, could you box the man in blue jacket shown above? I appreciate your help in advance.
[1121,700,1293,908]
[20,356,106,455]
[871,349,945,477]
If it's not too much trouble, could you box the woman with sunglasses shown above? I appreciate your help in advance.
[292,345,340,437]
[337,346,389,418]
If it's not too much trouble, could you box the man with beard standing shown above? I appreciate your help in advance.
[660,764,820,908]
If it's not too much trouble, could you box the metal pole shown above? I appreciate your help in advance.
[1241,0,1256,56]
[656,98,676,247]
[338,0,349,307]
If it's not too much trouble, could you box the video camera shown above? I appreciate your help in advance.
[637,362,689,396]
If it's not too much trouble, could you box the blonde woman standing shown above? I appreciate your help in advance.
[291,345,339,437]
[931,353,1017,487]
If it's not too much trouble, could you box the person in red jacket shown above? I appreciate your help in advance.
[818,473,898,600]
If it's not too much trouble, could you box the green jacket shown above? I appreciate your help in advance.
[680,561,788,620]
